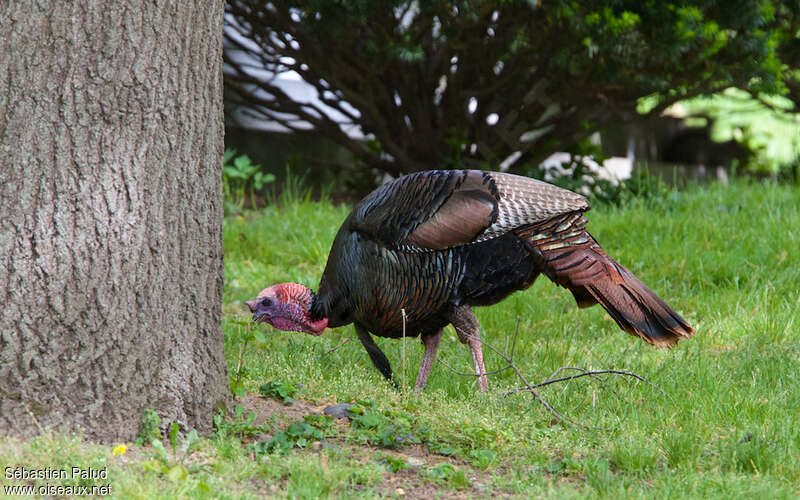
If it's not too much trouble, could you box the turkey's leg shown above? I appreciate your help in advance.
[414,329,443,392]
[354,323,394,383]
[451,305,489,392]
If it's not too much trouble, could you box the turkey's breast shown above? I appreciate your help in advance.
[316,219,540,339]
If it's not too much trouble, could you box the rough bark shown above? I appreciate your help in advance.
[0,0,229,441]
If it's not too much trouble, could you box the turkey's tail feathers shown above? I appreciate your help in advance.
[518,213,694,347]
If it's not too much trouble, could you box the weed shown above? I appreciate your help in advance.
[545,457,583,476]
[213,404,269,439]
[135,408,161,445]
[228,319,269,397]
[222,149,275,214]
[141,424,204,490]
[259,380,300,404]
[377,455,410,473]
[254,414,336,455]
[422,463,471,489]
[467,448,497,469]
[347,399,428,449]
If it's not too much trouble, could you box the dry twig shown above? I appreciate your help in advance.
[437,318,666,430]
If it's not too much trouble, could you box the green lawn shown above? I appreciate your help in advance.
[3,180,799,498]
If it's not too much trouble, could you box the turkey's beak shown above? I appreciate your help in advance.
[245,299,271,323]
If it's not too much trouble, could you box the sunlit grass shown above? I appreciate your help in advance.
[3,180,798,498]
[222,179,800,496]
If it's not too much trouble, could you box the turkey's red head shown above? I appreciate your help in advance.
[246,283,328,335]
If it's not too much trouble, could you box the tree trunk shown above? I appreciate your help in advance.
[0,0,229,441]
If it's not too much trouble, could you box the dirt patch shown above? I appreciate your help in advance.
[233,394,508,498]
[235,393,330,427]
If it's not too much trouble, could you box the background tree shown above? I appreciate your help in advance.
[0,0,229,441]
[224,0,800,176]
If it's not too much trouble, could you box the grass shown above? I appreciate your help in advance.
[3,179,799,498]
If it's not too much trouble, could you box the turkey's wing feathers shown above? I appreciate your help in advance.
[405,189,496,249]
[352,170,588,251]
[351,169,463,247]
[476,173,589,243]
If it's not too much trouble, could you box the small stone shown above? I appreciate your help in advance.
[405,457,425,467]
[394,487,405,496]
[323,403,354,419]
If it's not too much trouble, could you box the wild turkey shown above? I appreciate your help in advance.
[246,169,694,392]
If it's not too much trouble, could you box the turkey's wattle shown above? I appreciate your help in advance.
[247,169,694,392]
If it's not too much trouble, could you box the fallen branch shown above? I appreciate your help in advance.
[505,367,668,400]
[436,318,667,430]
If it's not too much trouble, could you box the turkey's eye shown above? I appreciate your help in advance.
[260,298,272,307]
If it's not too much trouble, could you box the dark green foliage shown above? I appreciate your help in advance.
[377,455,411,473]
[347,399,429,449]
[167,422,180,449]
[135,408,162,446]
[213,404,269,439]
[259,379,300,404]
[254,414,336,454]
[222,149,275,214]
[617,168,675,206]
[422,463,471,489]
[225,0,800,177]
[544,457,583,475]
[229,319,271,397]
[466,448,497,469]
